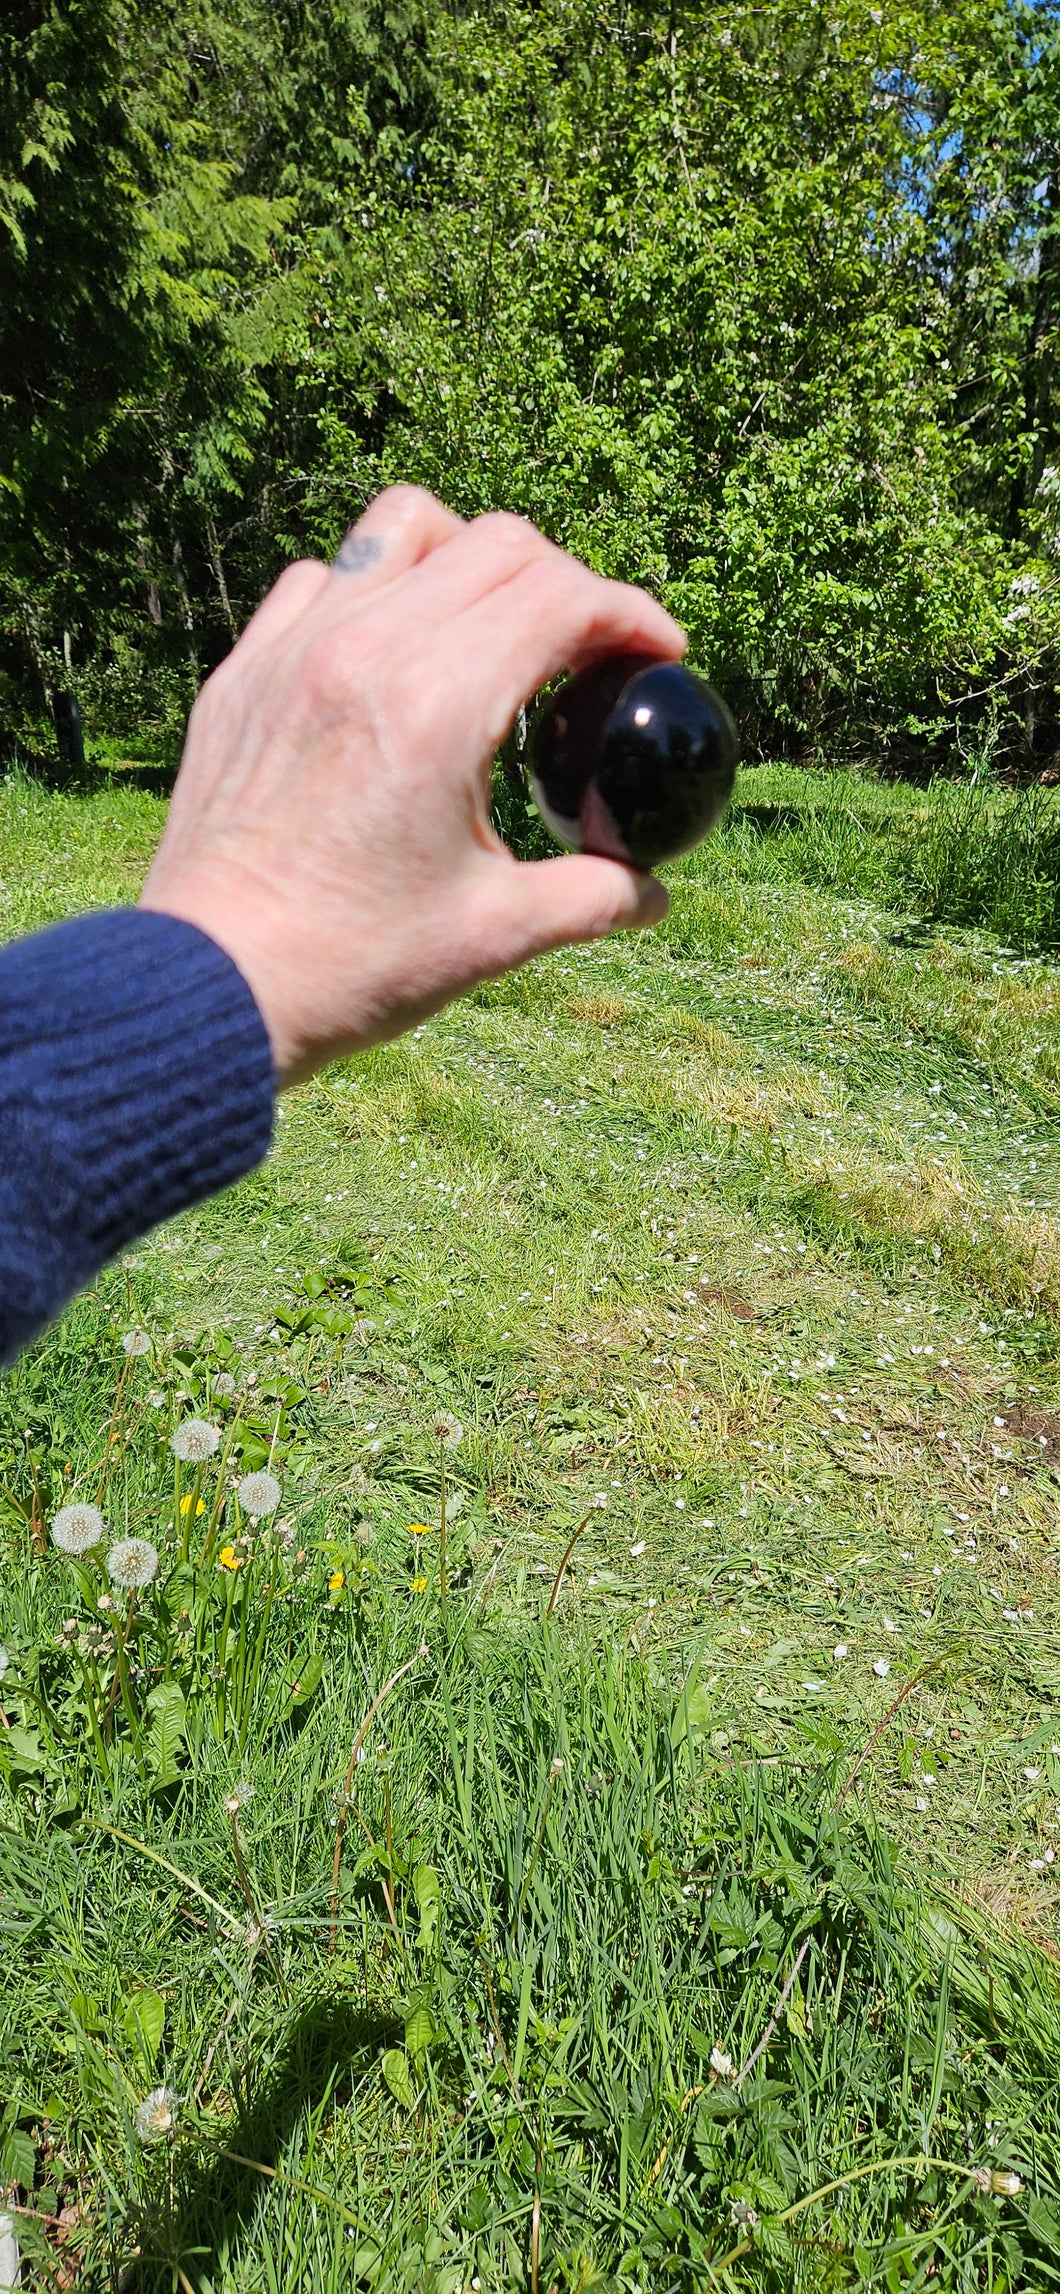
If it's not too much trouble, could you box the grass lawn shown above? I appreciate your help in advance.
[3,764,1060,2290]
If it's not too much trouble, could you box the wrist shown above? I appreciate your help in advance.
[139,867,302,1084]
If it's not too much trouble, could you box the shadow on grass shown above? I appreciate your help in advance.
[132,1995,399,2292]
[1,733,177,799]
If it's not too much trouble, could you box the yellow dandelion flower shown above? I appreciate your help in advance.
[328,1568,345,1592]
[408,1522,432,1537]
[411,1574,428,1593]
[218,1545,244,1571]
[180,1494,206,1518]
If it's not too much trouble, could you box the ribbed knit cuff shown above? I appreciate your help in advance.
[0,908,275,1362]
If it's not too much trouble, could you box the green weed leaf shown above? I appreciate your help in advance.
[146,1682,187,1788]
[381,2047,416,2108]
[404,2004,435,2056]
[285,1653,323,1710]
[412,1863,440,1953]
[124,1989,165,2071]
[0,2123,35,2191]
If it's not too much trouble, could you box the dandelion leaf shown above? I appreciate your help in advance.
[145,1683,187,1788]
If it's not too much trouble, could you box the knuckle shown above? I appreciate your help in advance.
[273,557,326,603]
[471,508,543,563]
[371,481,441,519]
[302,625,365,707]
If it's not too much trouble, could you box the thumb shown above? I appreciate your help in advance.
[474,852,669,974]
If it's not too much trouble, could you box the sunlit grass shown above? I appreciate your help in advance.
[3,760,1060,2286]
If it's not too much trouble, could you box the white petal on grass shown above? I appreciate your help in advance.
[51,1503,106,1555]
[135,2086,180,2144]
[171,1419,221,1463]
[238,1470,281,1520]
[872,1657,891,1679]
[833,1643,849,1660]
[107,1538,159,1592]
[0,1645,9,1681]
[121,1328,151,1357]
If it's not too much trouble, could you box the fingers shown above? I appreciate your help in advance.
[381,507,684,658]
[232,559,332,665]
[470,853,669,978]
[452,554,686,753]
[324,484,465,607]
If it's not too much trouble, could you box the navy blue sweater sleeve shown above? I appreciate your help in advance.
[0,909,274,1363]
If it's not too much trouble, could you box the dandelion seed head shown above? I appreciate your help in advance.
[122,1328,151,1357]
[51,1502,106,1555]
[146,1390,166,1409]
[171,1419,221,1463]
[432,1409,464,1449]
[213,1372,237,1397]
[107,1538,159,1592]
[238,1469,281,1520]
[135,2086,180,2144]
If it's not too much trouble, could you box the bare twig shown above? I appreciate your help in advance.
[835,1652,952,1814]
[546,1509,595,1618]
[735,1933,812,2088]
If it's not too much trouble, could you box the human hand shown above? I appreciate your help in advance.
[140,486,685,1085]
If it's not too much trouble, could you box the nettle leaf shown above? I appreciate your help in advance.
[412,1863,440,1953]
[125,1989,166,2070]
[0,2122,35,2191]
[381,2047,417,2108]
[146,1682,187,1788]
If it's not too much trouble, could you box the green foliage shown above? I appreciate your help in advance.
[2,0,1060,768]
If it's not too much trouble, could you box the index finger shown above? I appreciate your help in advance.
[452,552,686,751]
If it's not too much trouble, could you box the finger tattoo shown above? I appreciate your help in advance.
[334,531,385,575]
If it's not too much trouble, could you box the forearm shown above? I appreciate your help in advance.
[0,909,273,1363]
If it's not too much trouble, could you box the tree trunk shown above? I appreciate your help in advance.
[205,512,238,645]
[171,538,200,681]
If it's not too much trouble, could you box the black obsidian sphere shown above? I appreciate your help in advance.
[529,655,738,871]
